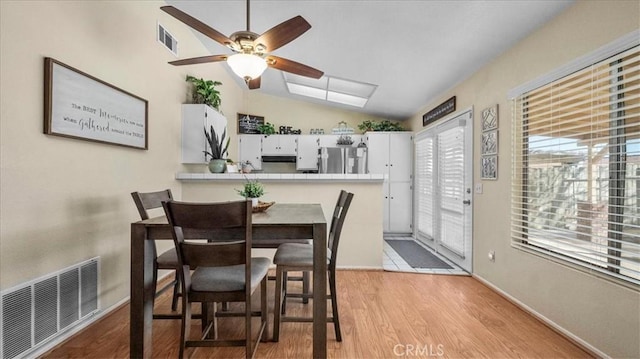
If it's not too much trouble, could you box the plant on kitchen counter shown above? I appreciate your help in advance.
[186,75,222,110]
[258,122,276,135]
[204,125,229,160]
[357,119,405,132]
[204,125,230,173]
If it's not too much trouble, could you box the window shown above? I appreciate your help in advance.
[510,34,640,285]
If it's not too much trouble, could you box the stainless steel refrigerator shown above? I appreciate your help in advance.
[318,147,368,174]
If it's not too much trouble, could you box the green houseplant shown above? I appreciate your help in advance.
[186,75,222,110]
[257,122,276,135]
[357,119,405,132]
[204,125,230,173]
[236,179,265,206]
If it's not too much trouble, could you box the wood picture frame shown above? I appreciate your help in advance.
[44,57,148,149]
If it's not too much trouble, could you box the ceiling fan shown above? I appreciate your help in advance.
[161,0,323,90]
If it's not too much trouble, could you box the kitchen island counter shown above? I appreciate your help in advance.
[179,174,385,269]
[176,172,385,182]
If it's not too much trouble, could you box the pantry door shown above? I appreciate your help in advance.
[415,109,473,272]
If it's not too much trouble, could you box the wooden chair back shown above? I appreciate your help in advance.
[162,200,253,269]
[328,190,354,269]
[131,189,173,220]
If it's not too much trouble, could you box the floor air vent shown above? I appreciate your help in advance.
[1,257,100,359]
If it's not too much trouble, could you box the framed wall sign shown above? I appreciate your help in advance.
[423,96,456,127]
[44,57,148,149]
[237,113,265,134]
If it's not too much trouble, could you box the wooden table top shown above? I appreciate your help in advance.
[135,203,325,226]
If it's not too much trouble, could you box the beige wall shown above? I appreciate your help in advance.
[0,0,384,313]
[181,181,384,268]
[0,0,245,309]
[407,1,640,357]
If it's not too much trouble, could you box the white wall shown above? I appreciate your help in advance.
[407,1,640,357]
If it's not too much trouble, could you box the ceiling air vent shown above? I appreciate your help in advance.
[157,22,178,56]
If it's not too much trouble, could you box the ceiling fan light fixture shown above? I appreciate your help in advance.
[227,53,267,81]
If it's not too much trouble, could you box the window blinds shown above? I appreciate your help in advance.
[438,127,466,256]
[416,136,435,239]
[511,44,640,285]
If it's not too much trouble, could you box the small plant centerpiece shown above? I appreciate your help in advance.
[204,125,230,173]
[186,75,222,110]
[236,178,265,207]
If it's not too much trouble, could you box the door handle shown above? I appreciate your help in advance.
[463,199,471,205]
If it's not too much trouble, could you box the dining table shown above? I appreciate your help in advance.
[130,203,327,358]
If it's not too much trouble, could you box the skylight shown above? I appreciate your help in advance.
[283,73,377,108]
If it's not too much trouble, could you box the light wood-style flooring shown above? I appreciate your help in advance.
[42,270,591,358]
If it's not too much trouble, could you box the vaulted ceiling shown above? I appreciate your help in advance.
[166,0,574,120]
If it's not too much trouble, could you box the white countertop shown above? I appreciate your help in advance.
[176,172,386,182]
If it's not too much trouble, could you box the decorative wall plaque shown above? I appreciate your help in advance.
[44,57,148,149]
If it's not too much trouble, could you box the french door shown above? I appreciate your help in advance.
[415,109,473,272]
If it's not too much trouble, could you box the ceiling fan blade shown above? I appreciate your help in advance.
[161,6,235,48]
[169,55,228,66]
[254,16,311,52]
[247,77,261,90]
[266,55,323,79]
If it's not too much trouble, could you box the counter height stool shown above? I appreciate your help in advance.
[131,189,181,317]
[162,199,270,359]
[272,190,354,342]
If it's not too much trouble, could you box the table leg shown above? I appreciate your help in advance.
[312,222,327,359]
[130,223,155,358]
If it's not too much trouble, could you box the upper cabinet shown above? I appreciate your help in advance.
[366,132,413,182]
[181,104,227,164]
[261,135,298,156]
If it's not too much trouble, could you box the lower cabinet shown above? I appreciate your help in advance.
[383,180,413,233]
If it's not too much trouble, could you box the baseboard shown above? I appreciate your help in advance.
[336,265,384,270]
[472,274,608,359]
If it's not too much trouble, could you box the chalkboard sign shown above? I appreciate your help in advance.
[44,58,148,149]
[237,113,264,134]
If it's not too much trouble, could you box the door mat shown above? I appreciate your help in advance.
[386,240,453,269]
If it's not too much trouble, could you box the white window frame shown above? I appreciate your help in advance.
[509,30,640,287]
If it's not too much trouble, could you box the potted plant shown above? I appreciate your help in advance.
[204,125,230,173]
[186,75,222,110]
[257,122,276,135]
[236,178,265,206]
[357,119,405,132]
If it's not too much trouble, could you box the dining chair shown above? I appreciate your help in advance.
[272,190,354,342]
[162,199,270,359]
[131,189,181,316]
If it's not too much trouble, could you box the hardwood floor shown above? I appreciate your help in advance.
[42,270,591,358]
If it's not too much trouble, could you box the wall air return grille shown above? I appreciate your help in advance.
[1,257,100,359]
[157,22,178,56]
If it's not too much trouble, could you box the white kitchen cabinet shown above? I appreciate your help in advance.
[238,135,262,170]
[366,132,413,233]
[317,135,340,147]
[261,135,298,156]
[181,104,227,164]
[296,136,320,170]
